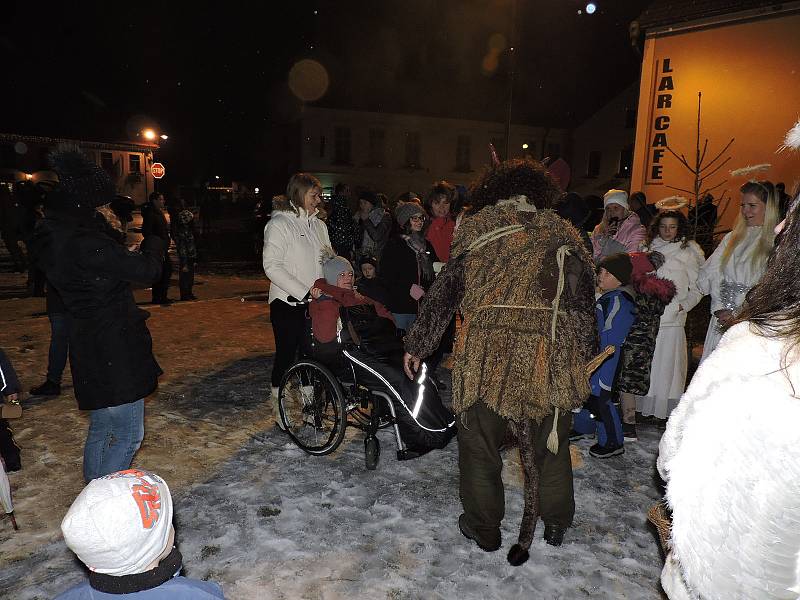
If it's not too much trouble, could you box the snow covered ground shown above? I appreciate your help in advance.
[0,292,667,599]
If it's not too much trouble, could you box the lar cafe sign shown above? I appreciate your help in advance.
[646,58,674,184]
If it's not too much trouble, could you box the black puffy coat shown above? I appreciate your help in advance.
[32,208,164,410]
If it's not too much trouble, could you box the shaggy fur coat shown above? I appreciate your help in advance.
[406,203,597,423]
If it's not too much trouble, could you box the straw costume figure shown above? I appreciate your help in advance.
[404,158,597,565]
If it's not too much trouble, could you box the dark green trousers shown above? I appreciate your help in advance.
[458,401,575,539]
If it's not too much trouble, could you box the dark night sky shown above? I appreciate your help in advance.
[2,0,651,184]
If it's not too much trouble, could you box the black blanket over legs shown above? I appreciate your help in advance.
[338,304,457,454]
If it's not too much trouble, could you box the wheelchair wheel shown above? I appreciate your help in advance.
[364,435,380,470]
[279,360,347,456]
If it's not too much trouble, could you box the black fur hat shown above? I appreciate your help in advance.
[49,147,115,209]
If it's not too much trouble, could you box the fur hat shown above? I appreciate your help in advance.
[603,189,629,210]
[60,470,173,576]
[395,201,425,227]
[320,247,353,285]
[49,147,115,209]
[598,252,632,285]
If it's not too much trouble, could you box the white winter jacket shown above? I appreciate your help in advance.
[646,238,704,327]
[658,322,800,600]
[262,199,331,305]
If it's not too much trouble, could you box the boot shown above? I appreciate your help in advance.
[271,387,285,431]
[30,380,61,396]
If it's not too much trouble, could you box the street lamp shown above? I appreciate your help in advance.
[137,129,168,198]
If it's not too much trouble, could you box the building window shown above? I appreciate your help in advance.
[587,150,602,178]
[405,132,421,168]
[319,135,326,158]
[129,154,141,173]
[368,128,386,167]
[547,142,561,158]
[455,135,471,172]
[617,146,633,178]
[100,152,115,175]
[625,107,637,129]
[334,127,351,165]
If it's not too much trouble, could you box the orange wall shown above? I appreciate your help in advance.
[631,13,800,230]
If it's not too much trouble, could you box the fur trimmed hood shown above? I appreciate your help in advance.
[632,272,676,304]
[272,195,327,221]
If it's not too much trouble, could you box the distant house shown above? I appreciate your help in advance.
[292,106,569,200]
[630,0,800,230]
[0,133,159,205]
[570,83,639,199]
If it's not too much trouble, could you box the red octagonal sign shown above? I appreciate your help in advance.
[151,162,166,179]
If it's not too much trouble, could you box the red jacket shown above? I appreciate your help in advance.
[309,278,395,343]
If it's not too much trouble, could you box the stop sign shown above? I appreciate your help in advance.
[151,162,165,179]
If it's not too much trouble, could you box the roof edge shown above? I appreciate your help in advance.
[643,1,800,38]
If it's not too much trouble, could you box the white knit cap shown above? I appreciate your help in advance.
[603,189,629,210]
[61,470,173,576]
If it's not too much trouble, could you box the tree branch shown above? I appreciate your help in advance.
[700,138,735,172]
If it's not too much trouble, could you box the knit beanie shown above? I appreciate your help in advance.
[603,189,629,210]
[358,255,377,269]
[322,253,354,285]
[598,252,633,285]
[49,147,116,209]
[395,201,425,227]
[358,190,378,208]
[60,470,173,576]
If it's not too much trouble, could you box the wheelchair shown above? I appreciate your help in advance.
[276,303,423,470]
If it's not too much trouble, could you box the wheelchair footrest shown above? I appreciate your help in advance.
[396,447,433,461]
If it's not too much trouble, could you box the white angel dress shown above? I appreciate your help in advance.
[696,226,767,362]
[636,238,704,419]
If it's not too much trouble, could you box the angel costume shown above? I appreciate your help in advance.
[636,238,705,418]
[696,226,767,362]
[658,321,800,599]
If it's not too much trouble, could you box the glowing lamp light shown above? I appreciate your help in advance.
[586,3,597,14]
[215,175,220,180]
[254,187,260,194]
[522,143,529,149]
[160,134,169,140]
[142,129,157,140]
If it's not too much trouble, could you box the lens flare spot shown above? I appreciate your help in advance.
[288,59,330,102]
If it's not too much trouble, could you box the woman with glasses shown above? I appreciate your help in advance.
[379,202,439,332]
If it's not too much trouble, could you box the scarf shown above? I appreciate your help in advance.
[403,232,435,284]
[89,547,183,594]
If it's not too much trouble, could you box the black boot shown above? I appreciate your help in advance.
[543,524,566,547]
[30,380,61,396]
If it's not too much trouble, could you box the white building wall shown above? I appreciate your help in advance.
[297,106,569,199]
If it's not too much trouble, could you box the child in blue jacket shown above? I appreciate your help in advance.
[573,253,636,458]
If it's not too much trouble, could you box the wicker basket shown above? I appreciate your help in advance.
[648,500,672,553]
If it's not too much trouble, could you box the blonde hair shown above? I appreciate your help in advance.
[285,172,321,215]
[721,180,779,268]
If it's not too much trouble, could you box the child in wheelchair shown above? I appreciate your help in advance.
[308,250,456,456]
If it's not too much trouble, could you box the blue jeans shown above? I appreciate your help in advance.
[47,313,69,384]
[392,313,417,332]
[83,400,145,482]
